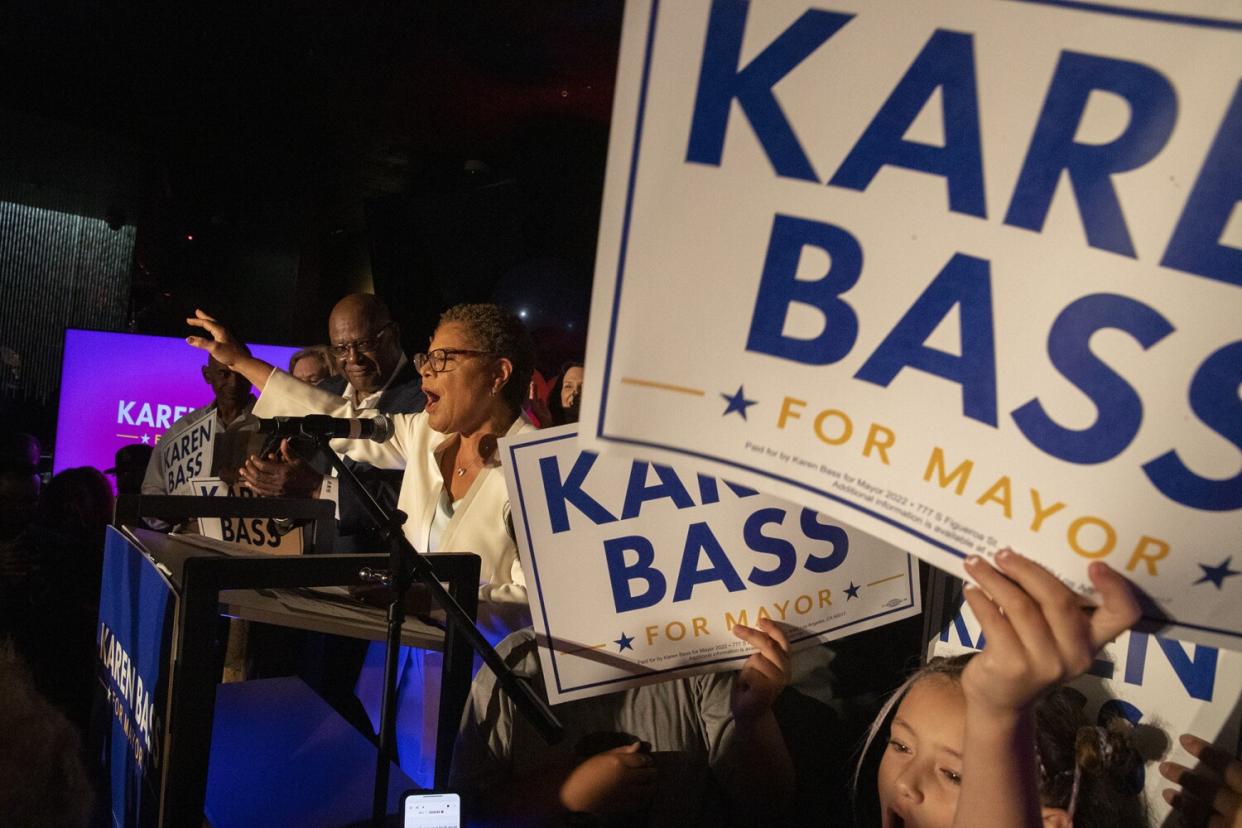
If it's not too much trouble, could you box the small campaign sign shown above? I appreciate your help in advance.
[191,477,304,555]
[97,527,176,826]
[502,425,920,704]
[931,595,1242,822]
[579,0,1242,649]
[159,409,216,496]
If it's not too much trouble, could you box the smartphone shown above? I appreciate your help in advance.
[402,791,461,828]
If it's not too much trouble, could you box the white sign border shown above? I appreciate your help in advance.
[582,0,1242,650]
[506,428,921,700]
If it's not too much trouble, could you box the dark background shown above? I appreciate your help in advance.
[1,0,624,443]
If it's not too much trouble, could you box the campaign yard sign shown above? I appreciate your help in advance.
[160,410,216,496]
[190,477,304,554]
[97,527,176,827]
[932,598,1242,822]
[502,425,920,704]
[580,0,1242,648]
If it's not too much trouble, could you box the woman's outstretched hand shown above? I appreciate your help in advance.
[960,549,1141,716]
[185,309,251,367]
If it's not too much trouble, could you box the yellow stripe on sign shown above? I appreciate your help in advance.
[116,433,139,439]
[868,573,906,587]
[565,643,608,655]
[620,377,706,397]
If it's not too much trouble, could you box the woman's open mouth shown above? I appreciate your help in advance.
[424,390,441,412]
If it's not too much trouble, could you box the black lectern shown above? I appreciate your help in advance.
[103,495,480,826]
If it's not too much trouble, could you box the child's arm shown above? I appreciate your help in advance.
[953,550,1140,828]
[1160,732,1241,828]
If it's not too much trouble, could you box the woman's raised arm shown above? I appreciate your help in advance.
[185,308,275,391]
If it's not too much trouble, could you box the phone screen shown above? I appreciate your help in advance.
[403,792,461,828]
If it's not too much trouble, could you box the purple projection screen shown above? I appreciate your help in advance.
[54,329,300,475]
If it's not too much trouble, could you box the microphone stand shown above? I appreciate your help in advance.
[301,431,563,825]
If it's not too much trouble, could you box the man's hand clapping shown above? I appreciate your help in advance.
[239,438,322,498]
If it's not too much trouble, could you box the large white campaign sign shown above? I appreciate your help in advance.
[580,0,1242,648]
[503,425,920,704]
[932,597,1242,822]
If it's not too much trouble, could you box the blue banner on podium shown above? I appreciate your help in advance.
[97,526,176,827]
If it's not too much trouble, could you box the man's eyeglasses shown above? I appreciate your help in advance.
[413,348,494,373]
[330,323,394,359]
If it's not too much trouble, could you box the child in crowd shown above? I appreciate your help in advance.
[856,550,1148,827]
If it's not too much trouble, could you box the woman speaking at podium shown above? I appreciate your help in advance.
[185,302,537,784]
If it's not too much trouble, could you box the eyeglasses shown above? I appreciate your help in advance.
[413,348,494,373]
[330,323,393,359]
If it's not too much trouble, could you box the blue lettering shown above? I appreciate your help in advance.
[1124,632,1218,701]
[1143,340,1242,511]
[742,508,795,587]
[745,214,862,365]
[697,474,760,505]
[686,0,852,181]
[673,522,747,602]
[604,536,666,613]
[540,453,618,534]
[799,509,849,573]
[1004,51,1177,257]
[855,253,998,426]
[829,29,986,217]
[621,462,696,520]
[1011,294,1173,464]
[1162,80,1242,287]
[939,607,985,649]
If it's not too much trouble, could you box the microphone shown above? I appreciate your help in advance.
[257,414,394,442]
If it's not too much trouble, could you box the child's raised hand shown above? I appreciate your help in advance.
[729,618,792,722]
[960,549,1140,716]
[1160,733,1242,828]
[559,741,657,815]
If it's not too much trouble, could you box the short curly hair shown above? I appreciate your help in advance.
[439,303,535,414]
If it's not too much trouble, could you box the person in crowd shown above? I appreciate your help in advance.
[0,431,41,542]
[0,467,113,734]
[185,301,536,784]
[853,550,1145,828]
[287,344,339,386]
[0,641,94,827]
[237,293,426,728]
[141,353,257,499]
[547,360,584,425]
[238,293,425,553]
[104,443,153,496]
[1160,733,1242,828]
[450,618,795,826]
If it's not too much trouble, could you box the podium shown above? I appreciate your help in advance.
[98,503,481,827]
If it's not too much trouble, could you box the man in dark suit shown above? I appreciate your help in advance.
[238,293,425,729]
[240,292,425,552]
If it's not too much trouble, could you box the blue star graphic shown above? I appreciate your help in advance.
[720,385,758,420]
[141,434,150,444]
[845,582,861,600]
[614,632,635,652]
[1194,557,1241,589]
